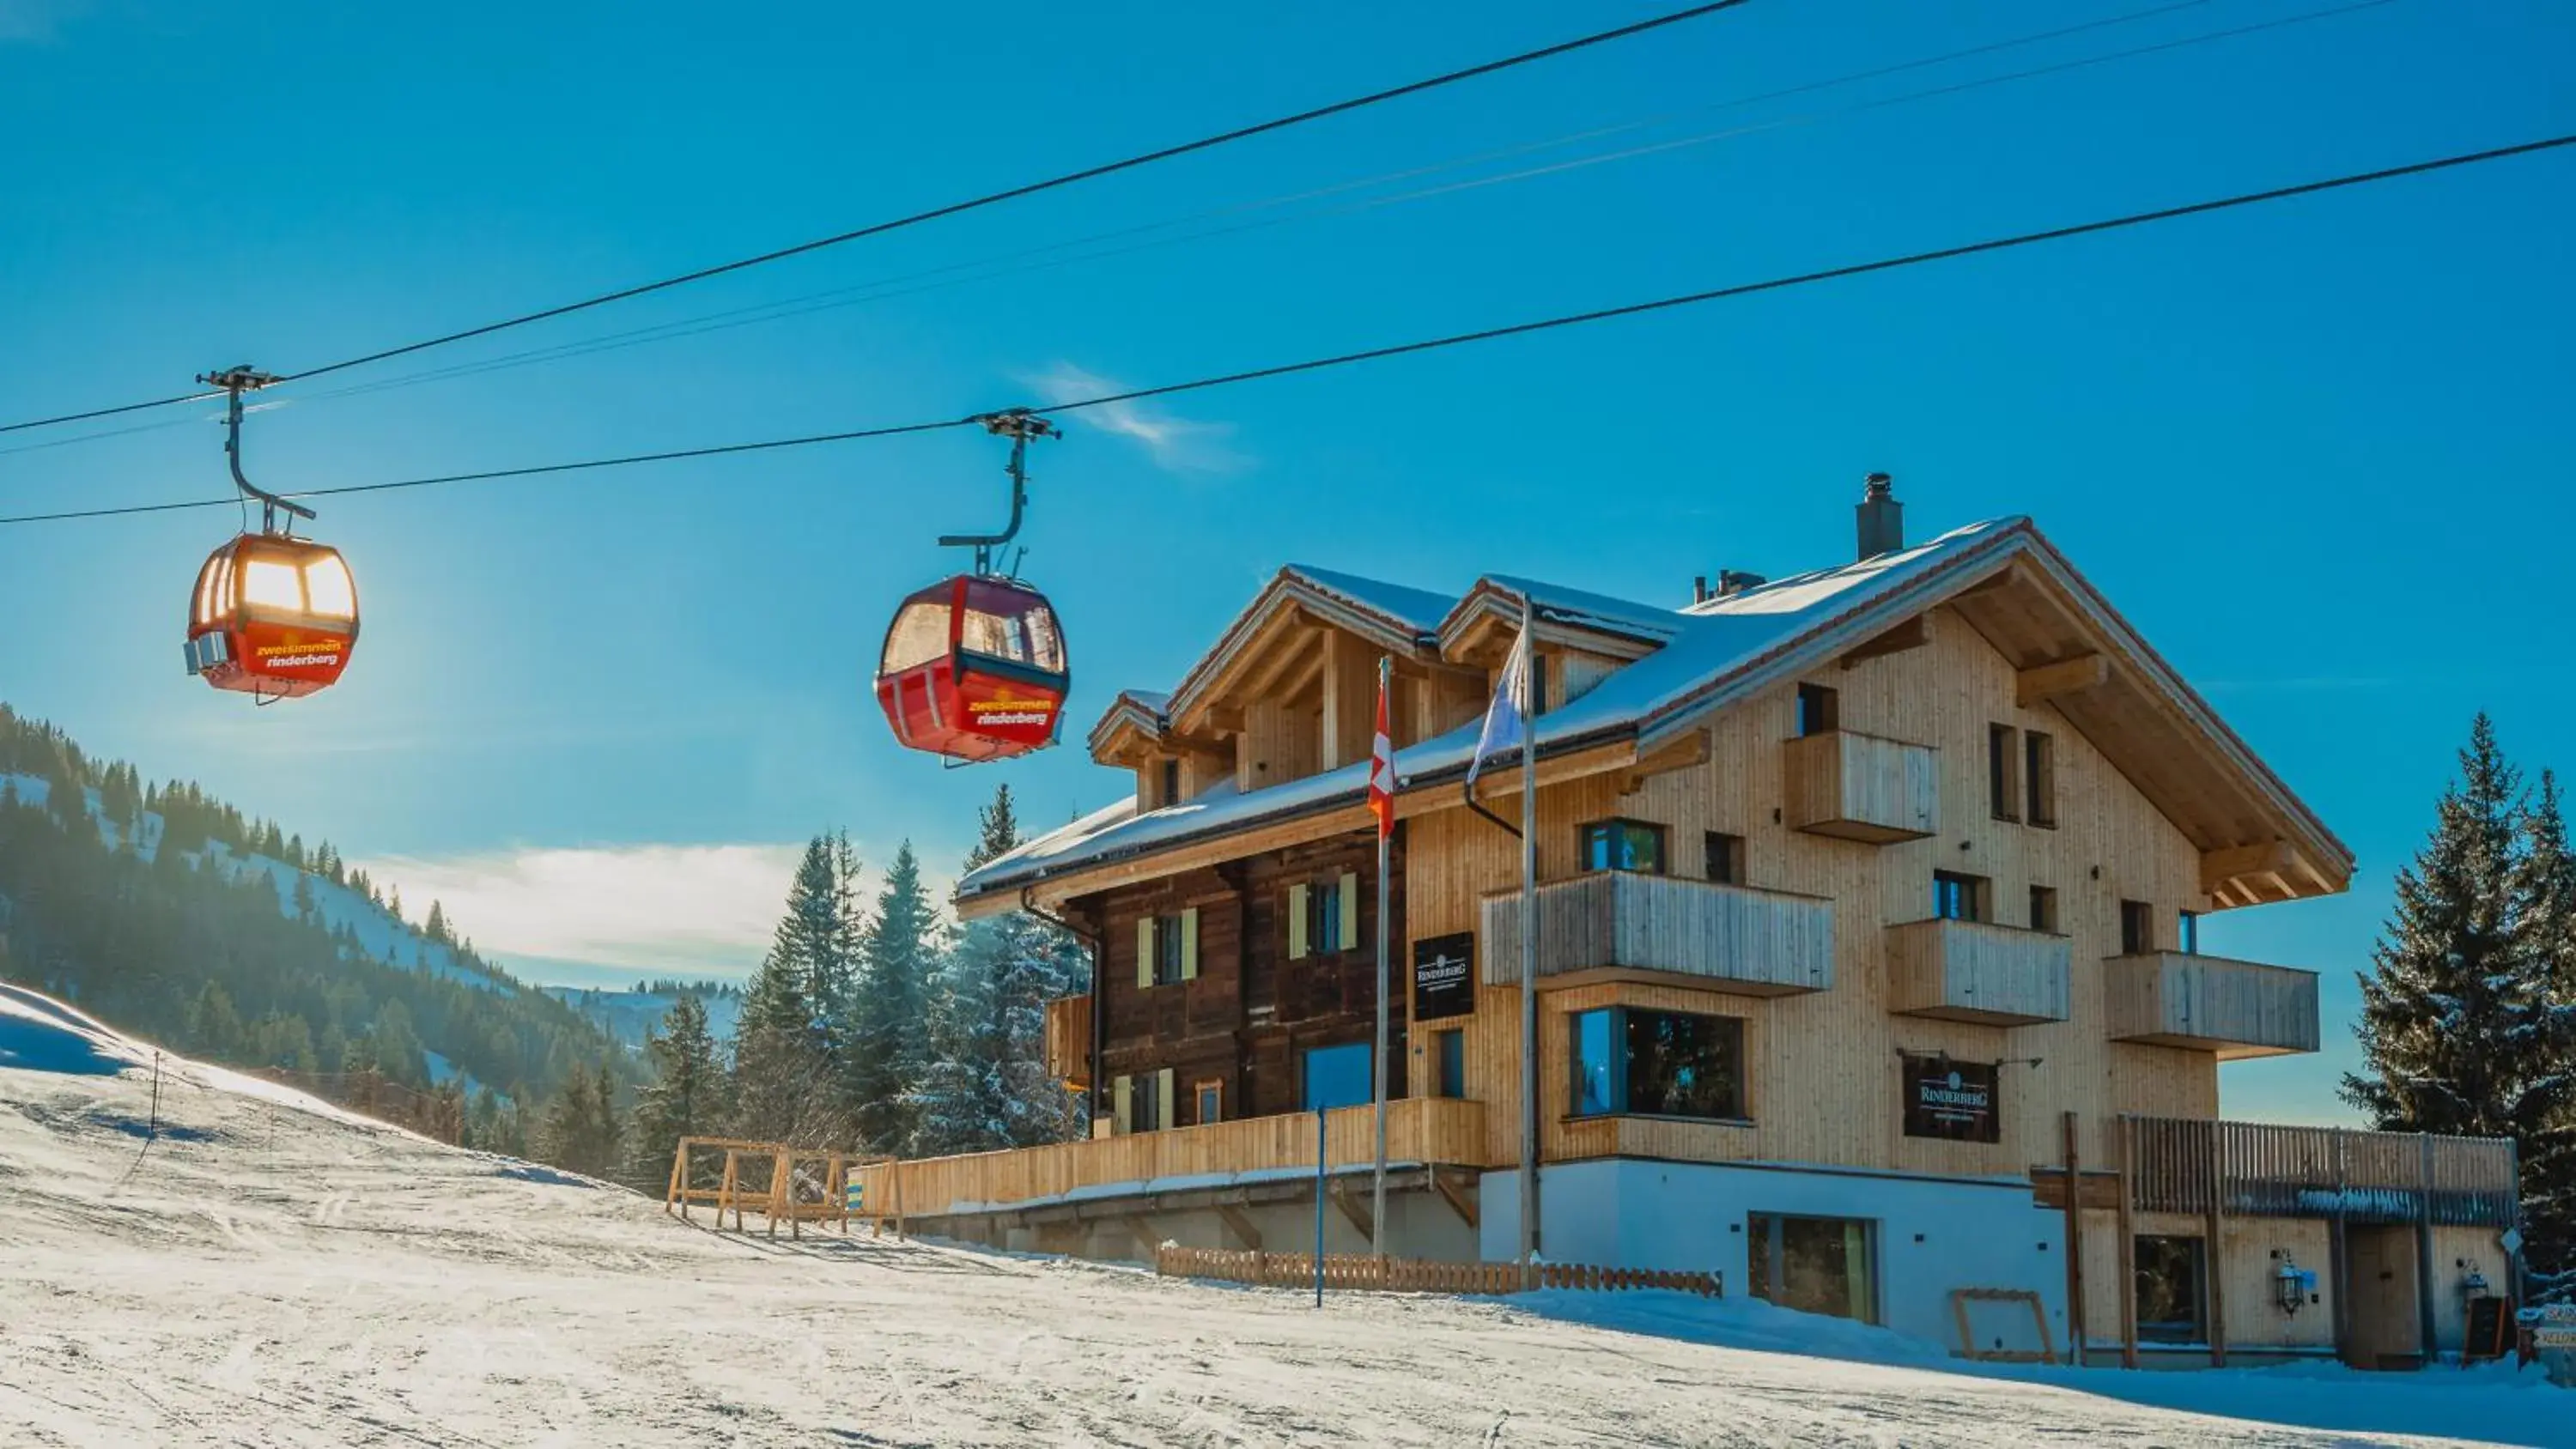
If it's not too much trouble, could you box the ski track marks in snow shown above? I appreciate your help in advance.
[0,1038,2567,1447]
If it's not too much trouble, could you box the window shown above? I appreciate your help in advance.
[1569,1007,1744,1121]
[1137,911,1197,987]
[1749,1214,1877,1325]
[1795,682,1839,737]
[242,558,304,611]
[1159,759,1182,809]
[1704,831,1746,886]
[1115,1069,1175,1134]
[1582,819,1668,875]
[303,555,356,619]
[1287,874,1359,960]
[2028,885,2059,934]
[2120,900,2155,955]
[1435,1029,1466,1099]
[1301,1042,1372,1112]
[2134,1235,2208,1343]
[1194,1078,1224,1126]
[2178,909,2201,955]
[2025,731,2057,828]
[1988,724,2021,822]
[1932,870,1990,923]
[880,601,951,674]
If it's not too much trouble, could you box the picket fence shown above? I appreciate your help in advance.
[1154,1244,1721,1299]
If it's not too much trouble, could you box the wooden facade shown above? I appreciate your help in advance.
[928,510,2521,1366]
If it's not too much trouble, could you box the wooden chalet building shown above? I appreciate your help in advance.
[865,478,2523,1370]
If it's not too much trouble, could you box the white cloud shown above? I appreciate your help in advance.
[355,842,807,982]
[1024,362,1249,475]
[0,0,86,42]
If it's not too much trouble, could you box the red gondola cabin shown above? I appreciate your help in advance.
[184,533,360,700]
[875,574,1068,761]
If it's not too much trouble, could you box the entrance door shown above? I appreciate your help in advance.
[1748,1213,1877,1324]
[2342,1224,2422,1369]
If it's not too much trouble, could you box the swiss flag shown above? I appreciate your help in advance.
[1367,670,1396,839]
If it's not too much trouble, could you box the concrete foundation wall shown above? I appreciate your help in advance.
[1478,1159,2067,1352]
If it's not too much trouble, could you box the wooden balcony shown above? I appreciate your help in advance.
[1480,871,1832,997]
[1043,994,1091,1088]
[2105,952,2320,1059]
[848,1096,1491,1222]
[1783,730,1936,843]
[1885,918,2071,1025]
[2125,1116,2518,1226]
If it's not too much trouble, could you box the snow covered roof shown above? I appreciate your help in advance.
[973,515,2351,912]
[1280,565,1452,640]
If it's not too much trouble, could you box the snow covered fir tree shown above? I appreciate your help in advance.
[2343,713,2576,1300]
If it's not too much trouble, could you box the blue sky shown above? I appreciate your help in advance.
[1,0,2568,1122]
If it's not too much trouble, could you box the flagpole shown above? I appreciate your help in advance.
[1372,652,1392,1260]
[1516,593,1540,1288]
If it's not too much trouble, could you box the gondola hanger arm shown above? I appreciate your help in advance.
[198,366,315,531]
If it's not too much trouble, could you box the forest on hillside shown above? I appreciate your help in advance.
[0,706,629,1153]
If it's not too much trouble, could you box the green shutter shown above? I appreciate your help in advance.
[1180,907,1200,980]
[1157,1069,1176,1133]
[1338,871,1360,953]
[1287,883,1310,961]
[1136,918,1156,989]
[1113,1075,1133,1135]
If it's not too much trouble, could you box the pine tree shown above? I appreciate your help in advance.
[538,1063,621,1177]
[853,840,937,1152]
[2510,769,2576,1300]
[624,995,728,1193]
[944,785,1085,1149]
[730,840,841,1145]
[911,925,1008,1156]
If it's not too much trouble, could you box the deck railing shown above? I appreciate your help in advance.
[1783,729,1938,843]
[848,1096,1491,1222]
[1479,871,1833,996]
[2105,952,2320,1058]
[2124,1116,2518,1226]
[1885,918,2072,1025]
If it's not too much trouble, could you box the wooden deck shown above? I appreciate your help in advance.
[2105,951,2319,1058]
[848,1096,1492,1222]
[1479,871,1834,996]
[2125,1116,2518,1226]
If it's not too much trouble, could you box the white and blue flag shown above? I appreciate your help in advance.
[1464,620,1533,796]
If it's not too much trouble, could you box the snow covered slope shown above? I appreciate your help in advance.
[0,990,2564,1447]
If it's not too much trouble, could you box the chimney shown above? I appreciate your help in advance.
[1692,575,1710,605]
[1856,472,1903,561]
[1715,569,1765,597]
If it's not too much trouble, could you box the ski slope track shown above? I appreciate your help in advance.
[0,991,2563,1447]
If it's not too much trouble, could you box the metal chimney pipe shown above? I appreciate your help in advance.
[1856,472,1904,561]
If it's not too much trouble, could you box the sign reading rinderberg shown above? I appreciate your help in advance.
[1412,932,1475,1022]
[1902,1055,2001,1143]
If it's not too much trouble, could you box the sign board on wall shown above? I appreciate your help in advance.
[1412,933,1475,1022]
[1902,1055,2000,1143]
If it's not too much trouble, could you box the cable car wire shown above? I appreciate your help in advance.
[0,0,2397,464]
[2,130,2565,530]
[0,0,1758,440]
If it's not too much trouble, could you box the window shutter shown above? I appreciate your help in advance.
[1288,883,1310,961]
[1136,918,1157,988]
[1180,907,1200,980]
[1113,1075,1133,1136]
[1337,871,1360,953]
[1157,1069,1176,1133]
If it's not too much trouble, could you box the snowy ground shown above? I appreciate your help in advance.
[1,991,2567,1447]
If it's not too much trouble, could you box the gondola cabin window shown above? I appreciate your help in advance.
[1569,1007,1745,1121]
[1581,818,1667,875]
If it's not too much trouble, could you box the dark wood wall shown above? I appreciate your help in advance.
[1075,827,1409,1128]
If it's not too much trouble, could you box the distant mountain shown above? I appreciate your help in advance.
[0,706,629,1116]
[544,983,744,1051]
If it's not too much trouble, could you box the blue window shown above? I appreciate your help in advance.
[1581,819,1667,875]
[1436,1029,1466,1099]
[1300,1042,1372,1112]
[1571,1009,1619,1116]
[1570,1006,1745,1120]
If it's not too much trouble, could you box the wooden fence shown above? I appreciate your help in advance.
[848,1097,1488,1222]
[1154,1243,1721,1299]
[2126,1116,2518,1226]
[665,1137,886,1239]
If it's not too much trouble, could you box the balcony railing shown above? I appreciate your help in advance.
[1043,994,1091,1088]
[1480,871,1833,997]
[2125,1116,2518,1227]
[847,1097,1492,1222]
[1783,730,1937,843]
[1885,917,2071,1025]
[2105,952,2319,1059]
